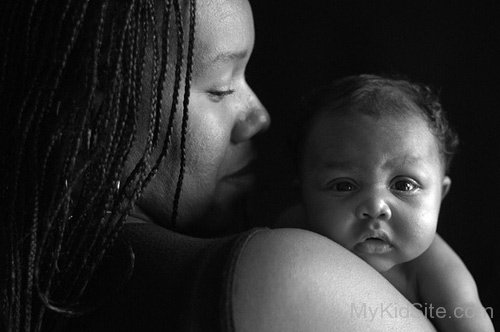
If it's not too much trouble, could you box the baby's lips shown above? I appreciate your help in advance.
[359,230,391,243]
[354,238,393,255]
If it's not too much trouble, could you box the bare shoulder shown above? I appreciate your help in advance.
[232,228,436,332]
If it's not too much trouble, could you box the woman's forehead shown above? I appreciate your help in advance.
[194,0,254,63]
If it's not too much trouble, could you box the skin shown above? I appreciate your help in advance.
[295,109,493,331]
[300,110,451,272]
[233,228,437,331]
[413,235,495,331]
[125,0,440,330]
[128,0,270,234]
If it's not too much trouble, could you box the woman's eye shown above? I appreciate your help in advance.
[391,179,420,192]
[207,89,235,102]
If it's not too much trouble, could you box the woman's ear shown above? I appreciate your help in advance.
[441,176,451,200]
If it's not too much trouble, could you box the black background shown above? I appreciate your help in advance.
[248,0,499,327]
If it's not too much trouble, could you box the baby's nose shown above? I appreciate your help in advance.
[355,196,392,221]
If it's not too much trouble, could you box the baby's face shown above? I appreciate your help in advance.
[300,110,450,272]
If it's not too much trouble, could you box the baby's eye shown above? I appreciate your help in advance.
[390,178,420,192]
[326,179,358,193]
[207,89,235,102]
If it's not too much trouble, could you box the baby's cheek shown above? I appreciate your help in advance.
[398,213,437,258]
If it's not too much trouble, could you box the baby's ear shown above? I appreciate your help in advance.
[441,176,451,200]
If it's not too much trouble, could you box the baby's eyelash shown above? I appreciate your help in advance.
[390,178,421,193]
[324,178,359,194]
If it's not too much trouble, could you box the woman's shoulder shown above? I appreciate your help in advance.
[232,228,437,331]
[62,223,266,331]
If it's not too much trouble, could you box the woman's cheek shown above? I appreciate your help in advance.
[188,103,231,169]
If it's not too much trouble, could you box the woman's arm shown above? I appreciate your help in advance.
[232,228,436,331]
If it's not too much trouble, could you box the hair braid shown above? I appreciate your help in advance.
[118,1,163,206]
[146,0,162,149]
[36,2,94,312]
[171,0,195,227]
[166,0,186,227]
[68,8,140,303]
[1,0,198,330]
[137,0,180,209]
[137,0,179,219]
[55,1,137,306]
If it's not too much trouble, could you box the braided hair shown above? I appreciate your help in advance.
[0,0,196,330]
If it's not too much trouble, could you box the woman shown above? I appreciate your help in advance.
[0,0,436,331]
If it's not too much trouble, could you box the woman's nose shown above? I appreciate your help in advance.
[231,93,270,143]
[355,195,392,221]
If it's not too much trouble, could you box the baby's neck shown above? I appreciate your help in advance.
[380,263,419,304]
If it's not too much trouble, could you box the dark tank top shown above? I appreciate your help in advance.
[63,222,266,331]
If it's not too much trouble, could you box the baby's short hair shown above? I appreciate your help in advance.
[296,74,459,173]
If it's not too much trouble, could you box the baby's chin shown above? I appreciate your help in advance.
[356,253,400,273]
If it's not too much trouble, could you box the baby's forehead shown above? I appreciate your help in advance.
[303,109,445,169]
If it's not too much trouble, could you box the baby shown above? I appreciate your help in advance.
[277,74,494,331]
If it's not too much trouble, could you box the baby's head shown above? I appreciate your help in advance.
[297,74,459,272]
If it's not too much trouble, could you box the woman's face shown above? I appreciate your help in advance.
[133,0,270,233]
